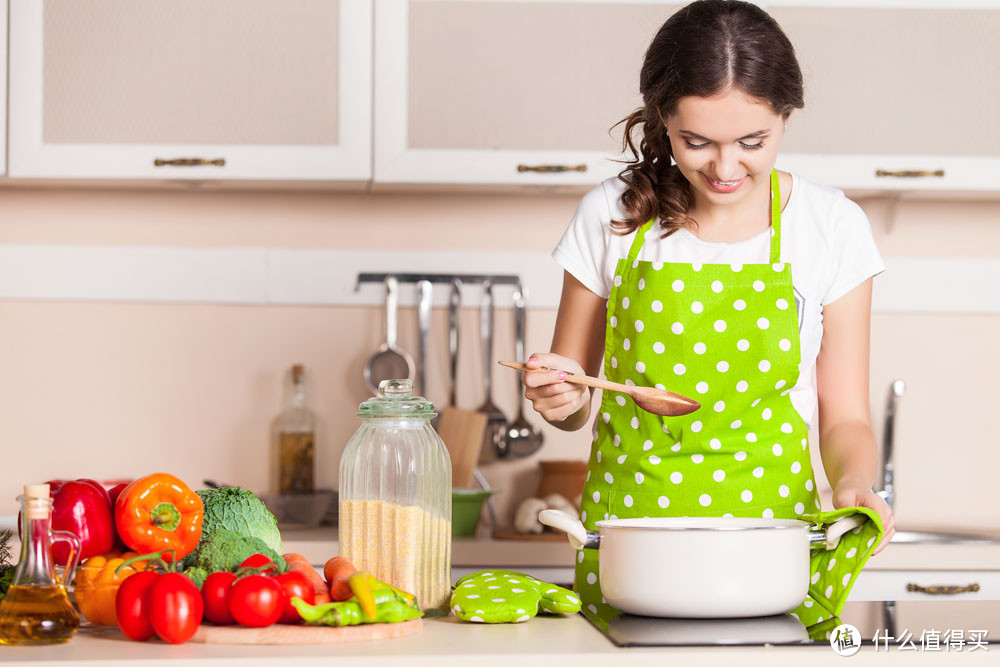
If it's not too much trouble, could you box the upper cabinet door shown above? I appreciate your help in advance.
[374,0,682,188]
[0,0,8,176]
[8,0,372,182]
[769,2,1000,194]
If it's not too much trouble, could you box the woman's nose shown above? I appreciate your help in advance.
[712,147,743,181]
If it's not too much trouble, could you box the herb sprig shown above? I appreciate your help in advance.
[0,529,15,600]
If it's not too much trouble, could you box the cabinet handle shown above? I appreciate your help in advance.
[517,164,587,173]
[906,583,980,595]
[875,169,944,178]
[153,158,226,167]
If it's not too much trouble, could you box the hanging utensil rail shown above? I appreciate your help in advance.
[355,273,521,289]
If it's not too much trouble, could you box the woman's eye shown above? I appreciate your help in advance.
[683,140,764,150]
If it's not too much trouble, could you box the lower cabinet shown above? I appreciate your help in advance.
[851,570,1000,602]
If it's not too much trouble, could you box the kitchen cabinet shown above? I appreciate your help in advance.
[0,0,7,176]
[851,570,1000,602]
[374,0,684,188]
[376,0,1000,195]
[7,0,372,183]
[769,1,1000,196]
[6,0,998,192]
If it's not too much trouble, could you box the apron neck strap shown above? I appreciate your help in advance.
[769,168,782,264]
[626,219,654,264]
[625,169,784,264]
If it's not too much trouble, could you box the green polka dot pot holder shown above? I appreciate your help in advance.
[791,506,884,629]
[450,570,582,623]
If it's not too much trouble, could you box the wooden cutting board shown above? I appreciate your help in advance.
[191,619,422,645]
[436,406,487,488]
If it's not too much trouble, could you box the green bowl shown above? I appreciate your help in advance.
[452,489,497,537]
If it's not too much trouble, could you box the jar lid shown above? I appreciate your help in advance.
[358,379,435,417]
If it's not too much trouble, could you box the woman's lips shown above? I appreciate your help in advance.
[702,173,745,193]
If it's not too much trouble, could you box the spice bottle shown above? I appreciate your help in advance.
[0,485,81,645]
[278,364,316,494]
[339,379,452,610]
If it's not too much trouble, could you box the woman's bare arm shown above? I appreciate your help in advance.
[522,271,607,431]
[817,277,895,553]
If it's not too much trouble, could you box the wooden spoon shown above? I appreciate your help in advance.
[498,361,701,418]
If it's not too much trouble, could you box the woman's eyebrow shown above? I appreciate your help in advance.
[678,129,771,141]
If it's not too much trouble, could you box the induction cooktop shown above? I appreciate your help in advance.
[582,599,1000,649]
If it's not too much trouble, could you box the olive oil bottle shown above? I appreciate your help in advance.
[0,485,80,645]
[278,364,316,494]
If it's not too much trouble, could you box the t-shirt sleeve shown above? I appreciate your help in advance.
[821,196,886,306]
[551,182,614,298]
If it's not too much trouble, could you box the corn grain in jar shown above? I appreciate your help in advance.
[339,379,451,610]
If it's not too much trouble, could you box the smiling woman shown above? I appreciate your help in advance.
[665,90,790,242]
[610,0,804,241]
[514,0,895,621]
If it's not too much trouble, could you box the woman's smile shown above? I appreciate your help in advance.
[703,174,746,193]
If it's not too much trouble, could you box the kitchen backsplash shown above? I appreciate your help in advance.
[0,187,997,531]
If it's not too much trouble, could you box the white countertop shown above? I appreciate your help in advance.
[0,613,984,666]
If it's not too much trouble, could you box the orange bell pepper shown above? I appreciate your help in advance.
[74,551,147,626]
[114,473,203,562]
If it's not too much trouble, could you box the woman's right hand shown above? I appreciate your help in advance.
[522,353,591,426]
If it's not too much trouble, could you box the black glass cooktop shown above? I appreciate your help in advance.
[582,598,1000,648]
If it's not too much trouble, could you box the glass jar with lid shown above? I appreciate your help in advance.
[339,379,452,610]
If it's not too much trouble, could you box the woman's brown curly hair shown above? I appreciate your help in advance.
[613,0,804,237]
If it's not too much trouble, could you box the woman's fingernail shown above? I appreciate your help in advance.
[558,372,568,380]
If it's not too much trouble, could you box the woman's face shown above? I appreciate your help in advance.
[665,88,786,211]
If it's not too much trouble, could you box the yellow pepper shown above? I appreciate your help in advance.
[347,572,378,620]
[345,572,418,620]
[73,551,147,626]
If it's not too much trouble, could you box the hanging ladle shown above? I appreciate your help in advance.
[363,276,415,394]
[498,361,700,418]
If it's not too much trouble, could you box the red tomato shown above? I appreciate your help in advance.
[201,571,237,625]
[274,571,316,624]
[147,572,204,644]
[240,553,278,574]
[228,574,283,627]
[116,570,160,641]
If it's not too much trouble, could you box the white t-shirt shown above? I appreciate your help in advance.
[552,173,885,429]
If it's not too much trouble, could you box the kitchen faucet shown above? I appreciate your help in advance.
[873,379,999,544]
[874,379,905,510]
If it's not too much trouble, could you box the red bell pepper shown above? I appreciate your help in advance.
[107,482,131,551]
[36,479,116,565]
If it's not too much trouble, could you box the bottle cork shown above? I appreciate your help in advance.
[23,483,51,518]
[24,483,50,499]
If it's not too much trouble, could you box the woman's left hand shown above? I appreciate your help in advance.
[832,485,895,556]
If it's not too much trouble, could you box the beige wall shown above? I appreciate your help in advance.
[0,186,997,532]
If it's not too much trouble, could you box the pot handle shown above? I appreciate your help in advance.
[538,509,599,550]
[809,514,868,551]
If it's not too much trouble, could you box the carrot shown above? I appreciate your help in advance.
[283,553,329,600]
[324,556,357,601]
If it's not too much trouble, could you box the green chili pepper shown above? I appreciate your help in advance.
[291,591,422,627]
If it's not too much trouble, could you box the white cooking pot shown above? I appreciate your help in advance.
[539,509,865,619]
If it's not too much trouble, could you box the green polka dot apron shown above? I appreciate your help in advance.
[575,170,883,628]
